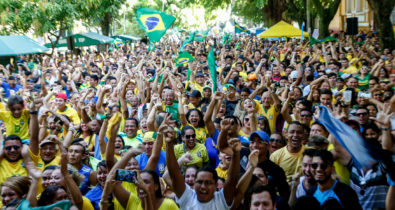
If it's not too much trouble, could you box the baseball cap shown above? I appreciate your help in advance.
[56,93,68,100]
[188,90,202,98]
[223,83,236,90]
[203,86,212,91]
[143,132,157,142]
[250,130,270,144]
[39,139,56,148]
[195,72,205,77]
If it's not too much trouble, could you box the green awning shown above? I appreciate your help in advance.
[0,35,49,57]
[112,35,141,41]
[45,32,114,48]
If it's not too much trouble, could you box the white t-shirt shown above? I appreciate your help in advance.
[176,184,233,210]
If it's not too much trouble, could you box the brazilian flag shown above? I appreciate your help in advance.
[136,7,176,42]
[175,51,195,66]
[222,32,232,45]
[194,29,209,42]
[234,21,249,34]
[148,40,156,51]
[180,31,196,51]
[207,47,217,93]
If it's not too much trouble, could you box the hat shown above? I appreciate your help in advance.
[188,90,202,98]
[223,83,236,90]
[39,139,56,148]
[142,131,157,142]
[308,135,329,147]
[195,72,205,77]
[250,131,270,144]
[56,93,68,100]
[203,86,212,90]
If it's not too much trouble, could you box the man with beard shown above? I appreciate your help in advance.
[307,150,361,209]
[271,121,305,183]
[162,88,179,121]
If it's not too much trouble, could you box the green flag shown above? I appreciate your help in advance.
[175,51,195,66]
[321,36,338,43]
[180,31,196,50]
[136,7,176,42]
[148,40,156,51]
[309,36,320,46]
[207,47,217,93]
[194,29,209,42]
[234,21,249,34]
[222,32,232,45]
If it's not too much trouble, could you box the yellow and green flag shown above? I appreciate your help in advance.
[194,29,209,42]
[136,7,176,42]
[175,51,195,66]
[234,21,249,34]
[180,31,196,51]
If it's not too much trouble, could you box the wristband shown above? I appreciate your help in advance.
[29,111,38,115]
[381,127,389,131]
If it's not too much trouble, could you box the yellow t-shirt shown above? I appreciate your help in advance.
[191,81,204,95]
[174,143,209,168]
[270,145,305,183]
[28,148,61,171]
[56,105,81,125]
[327,144,350,185]
[0,158,28,184]
[82,196,94,210]
[126,194,179,210]
[84,134,96,152]
[258,105,279,134]
[114,182,137,210]
[0,109,30,139]
[216,166,228,179]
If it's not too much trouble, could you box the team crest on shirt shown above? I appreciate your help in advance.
[158,164,165,172]
[197,152,202,157]
[269,115,273,120]
[20,120,24,125]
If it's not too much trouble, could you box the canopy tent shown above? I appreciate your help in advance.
[258,21,309,38]
[45,32,114,48]
[112,35,141,41]
[0,35,49,57]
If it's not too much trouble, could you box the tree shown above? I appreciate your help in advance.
[366,0,395,50]
[310,0,341,38]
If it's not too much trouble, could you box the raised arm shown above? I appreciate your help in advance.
[223,138,241,205]
[28,97,39,155]
[165,124,186,198]
[105,113,122,170]
[60,148,83,209]
[281,91,295,124]
[99,118,109,157]
[204,92,223,137]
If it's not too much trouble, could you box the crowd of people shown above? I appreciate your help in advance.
[0,30,394,210]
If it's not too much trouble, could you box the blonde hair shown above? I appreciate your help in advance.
[1,176,31,198]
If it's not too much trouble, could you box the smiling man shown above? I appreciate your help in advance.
[0,135,28,184]
[270,121,305,183]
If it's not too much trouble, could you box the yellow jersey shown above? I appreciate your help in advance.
[258,105,279,134]
[0,158,28,184]
[56,105,81,125]
[174,143,209,168]
[215,166,228,179]
[0,109,30,139]
[82,196,94,210]
[270,145,305,183]
[182,124,208,144]
[126,194,179,210]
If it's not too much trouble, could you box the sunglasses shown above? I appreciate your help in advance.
[374,93,383,96]
[244,118,250,122]
[185,134,196,139]
[5,145,21,151]
[270,138,282,143]
[311,162,329,170]
[300,114,311,118]
[356,112,368,116]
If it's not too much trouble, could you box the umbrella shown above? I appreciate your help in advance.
[0,35,49,57]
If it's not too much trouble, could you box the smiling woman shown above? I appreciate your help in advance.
[0,176,30,207]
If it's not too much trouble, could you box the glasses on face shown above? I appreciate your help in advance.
[195,180,214,186]
[300,114,311,118]
[374,93,383,96]
[185,134,196,139]
[270,138,282,143]
[311,162,329,170]
[5,145,21,151]
[244,118,250,122]
[356,112,368,117]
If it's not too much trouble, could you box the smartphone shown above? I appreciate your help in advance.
[343,90,352,103]
[115,169,137,183]
[358,92,371,99]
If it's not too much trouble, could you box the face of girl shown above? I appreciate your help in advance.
[243,99,254,111]
[253,167,268,185]
[188,111,200,127]
[9,104,24,118]
[49,169,65,187]
[365,128,379,140]
[42,169,54,189]
[137,172,158,199]
[185,167,197,188]
[1,186,19,206]
[114,137,124,155]
[257,119,266,131]
[51,188,68,205]
[125,158,139,171]
[97,166,108,187]
[270,133,284,152]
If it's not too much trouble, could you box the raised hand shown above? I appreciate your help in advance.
[220,118,233,131]
[228,138,242,153]
[371,103,393,128]
[248,150,259,168]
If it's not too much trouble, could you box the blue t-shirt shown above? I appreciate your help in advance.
[314,180,342,207]
[136,151,167,177]
[79,164,93,195]
[204,129,220,169]
[1,82,22,98]
[85,185,103,210]
[94,135,108,160]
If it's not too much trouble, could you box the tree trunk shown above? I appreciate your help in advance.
[100,13,112,36]
[318,16,332,38]
[367,0,395,50]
